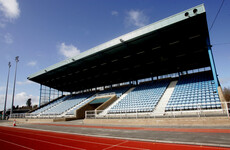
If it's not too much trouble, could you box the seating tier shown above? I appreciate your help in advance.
[166,72,221,111]
[108,80,170,113]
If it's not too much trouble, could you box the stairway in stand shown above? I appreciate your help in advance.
[153,80,178,115]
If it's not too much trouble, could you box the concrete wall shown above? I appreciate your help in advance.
[9,117,77,123]
[9,118,55,123]
[218,86,227,102]
[84,117,230,126]
[76,103,95,119]
[218,86,228,109]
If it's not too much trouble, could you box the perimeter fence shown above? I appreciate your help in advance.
[85,102,230,119]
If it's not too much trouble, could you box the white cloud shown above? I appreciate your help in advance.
[111,11,118,16]
[58,42,81,58]
[4,33,13,44]
[0,0,20,19]
[14,92,39,106]
[220,77,230,88]
[0,92,39,110]
[27,61,37,67]
[0,86,5,91]
[0,94,5,107]
[17,80,33,85]
[0,22,5,28]
[0,0,20,27]
[125,10,149,28]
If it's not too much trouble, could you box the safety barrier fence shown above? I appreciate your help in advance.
[9,113,70,119]
[9,102,230,119]
[95,92,116,97]
[85,102,230,119]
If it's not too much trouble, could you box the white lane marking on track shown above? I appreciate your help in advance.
[5,126,230,148]
[103,141,134,150]
[0,127,150,150]
[0,131,85,150]
[22,126,230,148]
[0,138,34,150]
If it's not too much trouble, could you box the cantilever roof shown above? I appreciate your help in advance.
[28,4,211,92]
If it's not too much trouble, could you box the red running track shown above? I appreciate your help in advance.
[0,126,229,150]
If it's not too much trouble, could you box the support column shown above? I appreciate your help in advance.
[49,87,51,102]
[3,62,11,120]
[39,84,42,107]
[207,37,219,90]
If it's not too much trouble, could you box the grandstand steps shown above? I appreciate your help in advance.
[37,100,66,117]
[33,97,67,116]
[40,100,64,113]
[38,95,74,116]
[62,95,96,116]
[101,87,136,115]
[38,101,64,116]
[153,80,178,115]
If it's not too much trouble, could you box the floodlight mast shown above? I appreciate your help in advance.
[3,62,11,120]
[10,56,19,116]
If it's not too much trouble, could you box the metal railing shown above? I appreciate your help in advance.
[85,102,230,119]
[95,92,116,97]
[9,102,230,119]
[9,113,27,118]
[9,113,68,119]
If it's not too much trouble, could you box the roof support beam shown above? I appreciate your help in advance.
[207,37,219,90]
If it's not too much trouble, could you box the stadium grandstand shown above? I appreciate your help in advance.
[13,4,228,124]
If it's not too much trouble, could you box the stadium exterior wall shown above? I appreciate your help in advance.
[9,117,77,123]
[84,117,230,126]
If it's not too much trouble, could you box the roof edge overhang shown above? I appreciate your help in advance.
[28,4,206,82]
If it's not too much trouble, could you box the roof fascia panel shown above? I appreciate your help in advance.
[28,4,205,80]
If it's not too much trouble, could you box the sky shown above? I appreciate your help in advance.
[0,0,229,111]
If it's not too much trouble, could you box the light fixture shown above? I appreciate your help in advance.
[184,12,189,17]
[193,9,198,14]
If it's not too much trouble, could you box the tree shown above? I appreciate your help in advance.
[223,87,230,102]
[26,98,32,107]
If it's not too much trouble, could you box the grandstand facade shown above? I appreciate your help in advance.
[26,4,228,120]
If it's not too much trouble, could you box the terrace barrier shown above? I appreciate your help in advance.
[85,102,230,119]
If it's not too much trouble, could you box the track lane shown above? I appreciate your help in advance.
[0,128,127,149]
[0,131,83,150]
[0,126,229,150]
[0,126,150,150]
[0,138,34,150]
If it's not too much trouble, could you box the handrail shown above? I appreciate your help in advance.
[85,102,230,119]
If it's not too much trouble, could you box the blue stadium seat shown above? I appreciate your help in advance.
[31,95,71,114]
[166,72,221,111]
[41,93,93,115]
[108,80,170,113]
